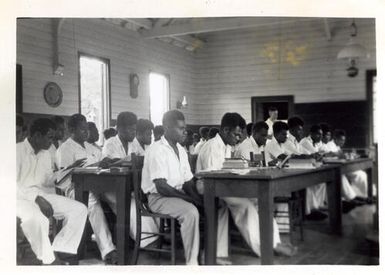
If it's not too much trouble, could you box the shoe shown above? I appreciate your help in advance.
[216,257,232,265]
[305,210,328,221]
[351,198,366,206]
[274,243,298,257]
[55,252,79,265]
[104,250,118,265]
[342,200,356,213]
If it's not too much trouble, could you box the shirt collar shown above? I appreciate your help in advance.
[24,138,35,155]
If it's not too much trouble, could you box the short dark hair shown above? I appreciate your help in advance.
[52,115,65,126]
[268,106,278,112]
[117,112,137,128]
[320,123,331,134]
[87,121,97,130]
[30,118,56,137]
[199,127,210,137]
[272,121,289,134]
[68,114,87,133]
[334,129,346,139]
[310,124,322,134]
[103,128,117,139]
[208,127,220,139]
[220,112,246,131]
[287,116,304,129]
[246,123,254,136]
[153,125,164,136]
[186,129,193,136]
[162,110,185,127]
[16,114,24,127]
[137,119,154,134]
[253,121,269,133]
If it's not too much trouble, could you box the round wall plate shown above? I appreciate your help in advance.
[43,82,63,107]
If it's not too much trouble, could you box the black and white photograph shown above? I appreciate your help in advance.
[1,0,384,273]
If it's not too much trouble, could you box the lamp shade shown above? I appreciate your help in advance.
[337,37,367,59]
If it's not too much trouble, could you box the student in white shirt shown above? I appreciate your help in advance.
[325,129,370,202]
[103,116,159,247]
[197,113,296,258]
[17,118,87,265]
[264,121,291,166]
[283,116,311,155]
[56,114,118,264]
[86,122,102,163]
[142,110,224,265]
[265,106,278,138]
[234,121,268,160]
[48,116,66,170]
[192,126,209,155]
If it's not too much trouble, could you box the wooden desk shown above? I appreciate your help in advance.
[339,158,374,198]
[198,165,342,265]
[72,168,133,265]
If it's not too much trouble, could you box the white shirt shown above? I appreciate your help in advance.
[17,139,57,202]
[196,133,232,172]
[192,138,207,155]
[56,138,101,191]
[265,118,276,136]
[234,136,264,160]
[282,133,311,155]
[299,136,322,154]
[264,136,291,163]
[141,136,193,194]
[102,135,143,160]
[320,140,340,153]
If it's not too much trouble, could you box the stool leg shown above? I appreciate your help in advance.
[171,219,176,265]
[157,218,165,260]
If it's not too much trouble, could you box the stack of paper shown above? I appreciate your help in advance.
[286,158,316,169]
[222,158,249,169]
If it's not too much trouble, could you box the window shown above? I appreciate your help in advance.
[79,54,110,144]
[149,72,169,126]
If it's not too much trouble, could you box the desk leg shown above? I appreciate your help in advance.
[74,175,89,259]
[116,177,131,265]
[258,182,274,265]
[367,167,373,199]
[327,169,342,235]
[204,179,218,265]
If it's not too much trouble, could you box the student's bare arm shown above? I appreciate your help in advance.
[153,178,194,203]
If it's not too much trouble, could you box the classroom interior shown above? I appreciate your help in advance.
[16,17,379,265]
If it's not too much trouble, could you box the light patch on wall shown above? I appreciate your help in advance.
[261,40,310,66]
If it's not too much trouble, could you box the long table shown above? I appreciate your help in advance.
[72,168,133,265]
[198,165,342,265]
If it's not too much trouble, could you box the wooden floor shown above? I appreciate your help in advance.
[18,204,379,265]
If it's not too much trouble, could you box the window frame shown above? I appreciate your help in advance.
[78,51,112,132]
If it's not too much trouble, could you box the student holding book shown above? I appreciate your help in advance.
[17,118,87,265]
[56,114,118,264]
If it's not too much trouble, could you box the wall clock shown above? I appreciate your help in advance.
[129,73,139,99]
[43,82,63,107]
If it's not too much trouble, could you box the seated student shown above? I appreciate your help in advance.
[17,118,87,265]
[16,114,25,143]
[103,127,117,141]
[87,122,102,161]
[264,121,292,166]
[153,125,164,141]
[246,122,253,138]
[192,126,210,155]
[297,124,329,220]
[48,116,67,169]
[102,115,158,247]
[142,110,229,265]
[192,133,200,147]
[234,121,268,160]
[197,113,296,258]
[56,114,118,264]
[283,116,311,155]
[208,127,219,140]
[182,129,195,154]
[324,129,370,202]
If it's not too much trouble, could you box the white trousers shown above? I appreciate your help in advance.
[341,175,357,200]
[346,170,368,198]
[103,191,160,248]
[306,184,327,214]
[67,188,115,259]
[223,197,281,256]
[17,194,87,264]
[147,193,229,265]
